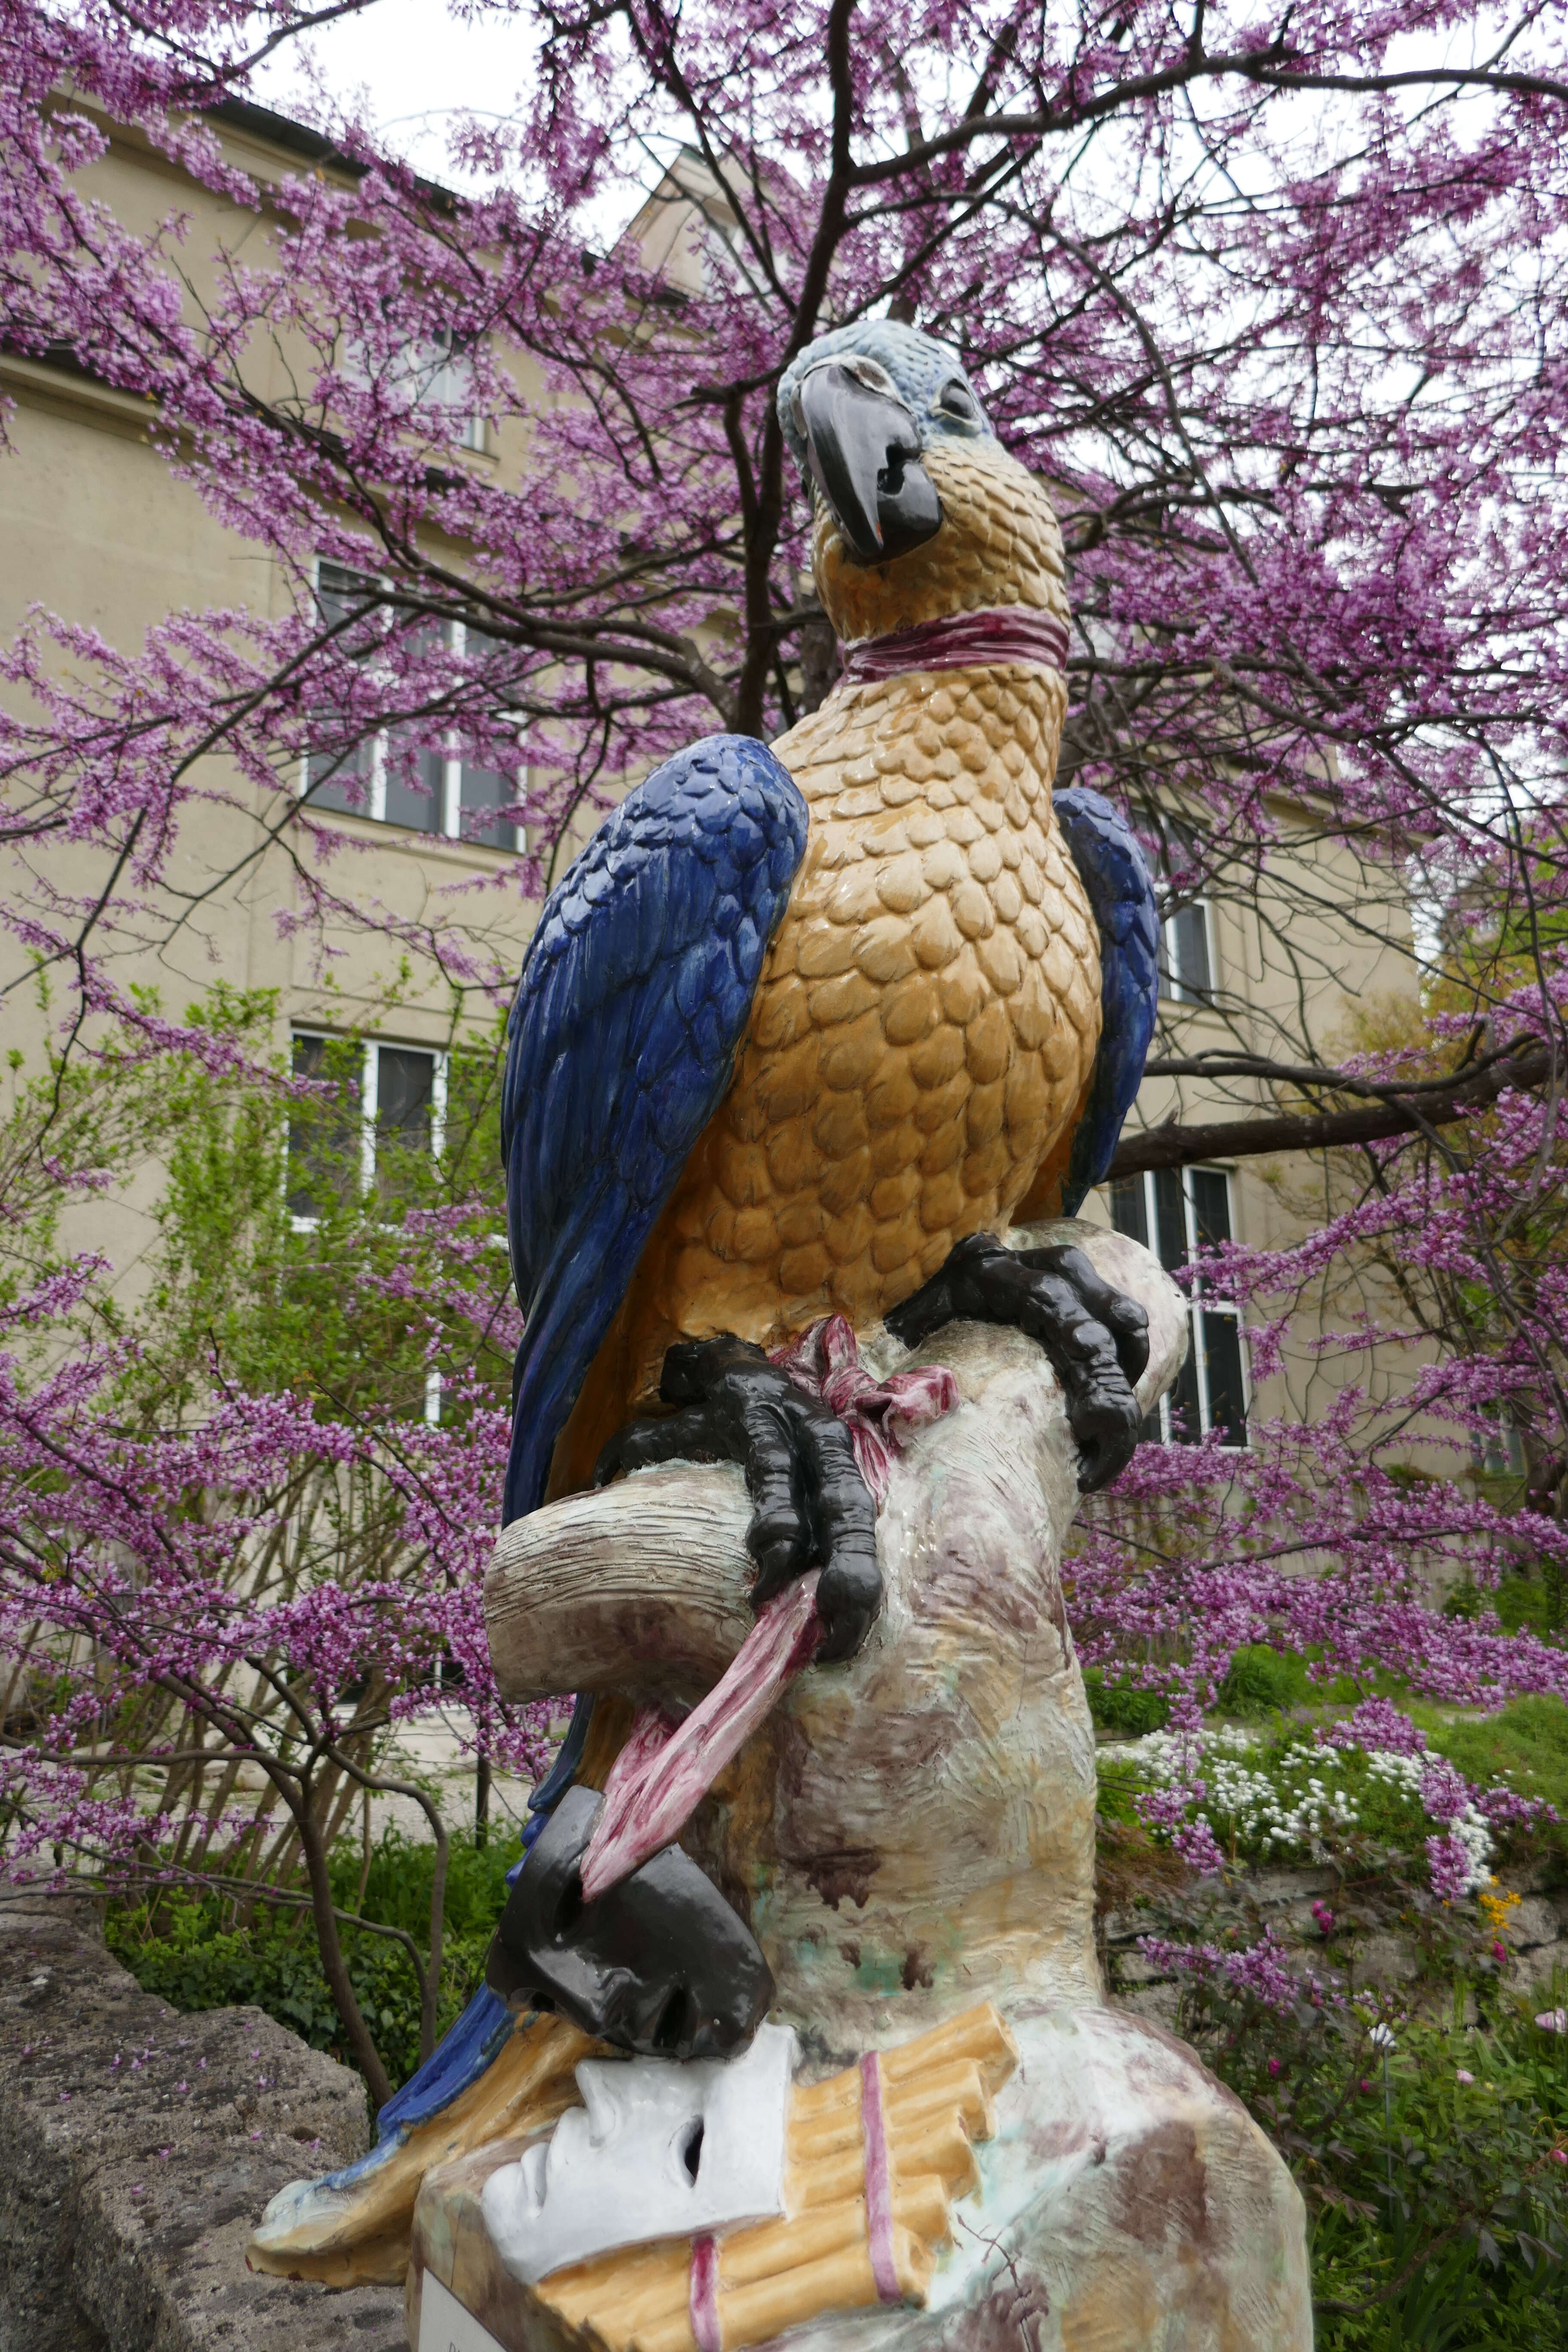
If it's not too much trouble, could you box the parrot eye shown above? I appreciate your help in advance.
[938,380,979,423]
[842,357,897,397]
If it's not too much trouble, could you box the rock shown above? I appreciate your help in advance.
[1111,1981,1185,2033]
[1245,1867,1338,1910]
[0,1896,402,2352]
[1098,1910,1152,1949]
[1505,1896,1561,1951]
[1511,1939,1568,2001]
[1112,1952,1170,1988]
[1347,1931,1419,1988]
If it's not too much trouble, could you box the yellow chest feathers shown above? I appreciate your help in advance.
[654,664,1102,1338]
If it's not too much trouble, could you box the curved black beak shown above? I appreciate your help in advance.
[798,363,943,566]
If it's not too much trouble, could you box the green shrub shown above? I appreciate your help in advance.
[106,1826,517,2092]
[1446,1577,1565,1636]
[1422,1696,1568,1866]
[1083,1666,1169,1735]
[1216,1642,1315,1719]
[331,1821,516,1943]
[1175,1965,1568,2349]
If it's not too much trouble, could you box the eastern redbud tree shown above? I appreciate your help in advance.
[0,994,550,2101]
[4,0,1568,2070]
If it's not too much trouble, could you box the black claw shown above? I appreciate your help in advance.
[812,1544,883,1663]
[592,1403,712,1487]
[1016,1243,1151,1389]
[486,1786,773,2058]
[595,1333,883,1661]
[886,1232,1146,1492]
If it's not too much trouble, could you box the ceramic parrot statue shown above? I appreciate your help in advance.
[482,318,1161,2009]
[502,319,1157,1577]
[376,321,1160,2140]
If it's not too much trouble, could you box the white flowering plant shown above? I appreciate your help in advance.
[1097,1702,1550,1898]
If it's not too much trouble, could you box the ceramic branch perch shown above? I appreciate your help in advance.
[424,1222,1312,2352]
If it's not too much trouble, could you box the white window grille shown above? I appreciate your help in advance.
[1156,831,1214,1004]
[288,1033,450,1426]
[1471,1415,1525,1477]
[1107,1165,1249,1446]
[302,562,521,848]
[420,328,488,453]
[342,327,488,452]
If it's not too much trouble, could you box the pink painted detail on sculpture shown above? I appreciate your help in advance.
[769,1316,958,1506]
[689,2233,721,2352]
[597,1700,683,1817]
[579,1574,822,1902]
[579,1323,949,1899]
[838,607,1069,690]
[858,2052,900,2303]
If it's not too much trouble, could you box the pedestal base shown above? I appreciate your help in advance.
[406,2005,1311,2352]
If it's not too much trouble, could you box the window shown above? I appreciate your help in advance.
[420,328,488,454]
[1161,896,1213,1002]
[342,327,488,453]
[1156,831,1214,1004]
[288,1030,362,1219]
[289,1033,446,1220]
[1108,1166,1249,1446]
[452,629,524,850]
[290,1032,448,1421]
[303,565,522,847]
[305,564,382,818]
[1472,1415,1525,1478]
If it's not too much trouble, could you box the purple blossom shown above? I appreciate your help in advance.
[1475,1786,1559,1834]
[1171,1816,1228,1878]
[1419,1761,1471,1827]
[1138,1925,1317,2015]
[1426,1830,1475,1907]
[1320,1702,1426,1759]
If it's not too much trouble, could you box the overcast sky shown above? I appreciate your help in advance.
[249,0,1506,230]
[254,0,545,184]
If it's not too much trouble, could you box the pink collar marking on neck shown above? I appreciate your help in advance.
[839,604,1070,688]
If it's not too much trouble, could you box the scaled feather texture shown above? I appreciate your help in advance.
[502,325,1160,1525]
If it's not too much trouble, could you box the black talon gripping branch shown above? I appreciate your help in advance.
[595,1335,882,1664]
[886,1234,1149,1494]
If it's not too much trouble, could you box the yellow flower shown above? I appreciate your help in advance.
[1477,1888,1521,1941]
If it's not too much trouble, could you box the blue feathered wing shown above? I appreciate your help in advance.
[501,734,808,1526]
[1054,786,1161,1214]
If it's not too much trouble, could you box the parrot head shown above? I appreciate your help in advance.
[777,320,1066,647]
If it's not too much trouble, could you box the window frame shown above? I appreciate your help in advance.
[1155,827,1216,1006]
[340,325,490,455]
[289,1031,449,1424]
[288,1032,448,1222]
[421,327,490,454]
[1109,1163,1251,1448]
[1471,1413,1525,1479]
[301,560,523,848]
[1160,893,1215,1005]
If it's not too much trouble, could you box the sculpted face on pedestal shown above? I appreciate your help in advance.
[480,2022,798,2285]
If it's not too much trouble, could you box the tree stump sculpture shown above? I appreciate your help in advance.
[393,1226,1311,2351]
